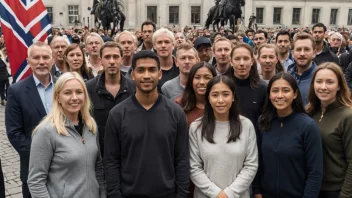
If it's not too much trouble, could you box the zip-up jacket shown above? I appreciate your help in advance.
[254,111,323,198]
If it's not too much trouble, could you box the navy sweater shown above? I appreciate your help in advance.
[254,111,323,198]
[103,94,189,198]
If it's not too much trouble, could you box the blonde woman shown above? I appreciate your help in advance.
[27,72,106,198]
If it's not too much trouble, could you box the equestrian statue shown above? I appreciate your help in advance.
[205,0,245,33]
[91,0,125,37]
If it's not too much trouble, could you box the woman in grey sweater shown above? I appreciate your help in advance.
[28,72,106,198]
[189,76,258,198]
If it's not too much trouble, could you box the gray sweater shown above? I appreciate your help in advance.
[28,119,106,198]
[161,76,184,101]
[189,116,258,198]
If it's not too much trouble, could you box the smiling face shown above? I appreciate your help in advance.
[209,82,234,121]
[27,45,53,78]
[314,68,339,106]
[269,78,297,117]
[131,58,161,94]
[192,67,214,98]
[292,39,315,69]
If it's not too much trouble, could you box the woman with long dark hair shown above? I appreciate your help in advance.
[190,75,258,198]
[306,62,352,198]
[254,73,323,198]
[175,61,216,126]
[64,44,94,81]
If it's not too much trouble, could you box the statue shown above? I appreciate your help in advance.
[91,0,125,37]
[205,0,245,33]
[248,13,257,31]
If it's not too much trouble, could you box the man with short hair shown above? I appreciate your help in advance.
[312,23,339,65]
[275,31,294,71]
[194,36,213,64]
[104,50,189,198]
[6,42,54,198]
[50,36,68,80]
[86,32,104,76]
[253,30,268,52]
[246,29,255,40]
[152,28,180,89]
[115,31,138,76]
[162,43,200,100]
[173,32,186,56]
[287,32,317,105]
[136,20,156,52]
[213,37,233,75]
[86,41,135,158]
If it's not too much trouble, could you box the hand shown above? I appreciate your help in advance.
[255,194,263,198]
[216,191,228,198]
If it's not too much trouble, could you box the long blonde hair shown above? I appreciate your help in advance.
[33,72,97,136]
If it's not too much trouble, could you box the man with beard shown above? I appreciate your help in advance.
[275,31,294,71]
[86,32,104,76]
[312,23,339,65]
[194,37,213,64]
[115,30,138,76]
[86,41,135,158]
[104,50,189,197]
[161,43,200,100]
[50,36,68,80]
[136,20,156,52]
[287,32,317,105]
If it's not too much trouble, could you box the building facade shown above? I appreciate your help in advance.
[43,0,352,29]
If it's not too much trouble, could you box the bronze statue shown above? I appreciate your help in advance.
[91,0,125,37]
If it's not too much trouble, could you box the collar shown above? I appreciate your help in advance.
[288,62,317,79]
[324,100,343,113]
[95,71,130,95]
[33,74,54,88]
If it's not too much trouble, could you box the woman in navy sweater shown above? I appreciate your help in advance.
[254,73,323,198]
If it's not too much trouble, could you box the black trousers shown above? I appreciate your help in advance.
[319,190,340,198]
[0,159,5,198]
[0,79,7,101]
[19,153,31,198]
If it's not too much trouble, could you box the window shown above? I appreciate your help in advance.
[169,6,179,24]
[273,8,282,24]
[292,8,301,24]
[348,9,352,25]
[46,7,53,23]
[147,6,157,23]
[312,9,320,24]
[191,6,201,24]
[330,9,338,25]
[256,8,264,24]
[68,5,79,24]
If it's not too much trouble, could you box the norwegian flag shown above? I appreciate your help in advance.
[0,0,52,82]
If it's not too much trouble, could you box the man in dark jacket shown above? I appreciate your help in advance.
[312,23,339,66]
[86,41,135,157]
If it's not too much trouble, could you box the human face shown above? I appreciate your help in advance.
[214,41,232,66]
[27,45,53,78]
[58,79,85,120]
[230,39,238,46]
[142,24,154,43]
[101,47,122,76]
[220,27,225,34]
[118,34,137,57]
[154,33,174,58]
[193,67,214,97]
[269,78,297,117]
[197,45,212,62]
[247,32,254,40]
[209,82,234,121]
[198,29,204,37]
[237,35,243,42]
[253,33,267,48]
[66,47,84,72]
[86,36,102,57]
[276,35,291,55]
[51,38,68,62]
[258,47,278,73]
[314,69,339,107]
[176,49,199,75]
[231,47,254,79]
[174,32,185,44]
[132,58,161,93]
[292,39,315,68]
[312,27,325,43]
[329,34,342,48]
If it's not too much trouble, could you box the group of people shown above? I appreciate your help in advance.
[0,19,352,198]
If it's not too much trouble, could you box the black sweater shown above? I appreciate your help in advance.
[103,94,189,198]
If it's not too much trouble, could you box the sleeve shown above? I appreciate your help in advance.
[175,111,190,198]
[27,126,54,198]
[103,111,122,198]
[339,114,352,198]
[344,63,352,92]
[5,86,29,153]
[223,121,258,198]
[189,124,222,198]
[302,121,323,198]
[161,84,170,99]
[252,130,263,194]
[95,130,107,198]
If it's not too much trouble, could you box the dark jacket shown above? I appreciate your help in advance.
[86,72,135,157]
[0,59,8,82]
[314,43,339,66]
[344,62,352,91]
[254,111,323,198]
[340,49,352,72]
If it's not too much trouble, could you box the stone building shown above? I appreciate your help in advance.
[43,0,352,29]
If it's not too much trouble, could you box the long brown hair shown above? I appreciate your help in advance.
[306,62,352,116]
[64,44,92,79]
